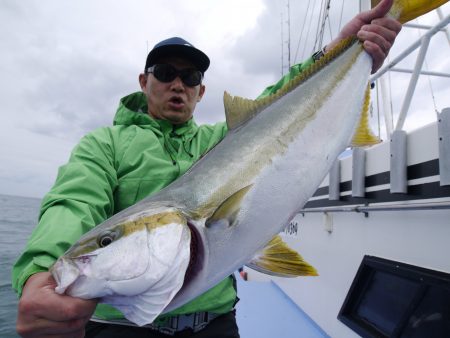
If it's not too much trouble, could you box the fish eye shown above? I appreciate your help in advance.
[98,232,116,248]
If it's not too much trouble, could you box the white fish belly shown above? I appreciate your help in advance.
[166,45,372,311]
[207,48,373,280]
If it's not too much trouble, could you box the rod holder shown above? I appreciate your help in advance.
[438,108,450,186]
[329,160,341,201]
[352,148,366,198]
[390,130,408,193]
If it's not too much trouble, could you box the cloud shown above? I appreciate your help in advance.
[0,0,449,198]
[0,0,269,197]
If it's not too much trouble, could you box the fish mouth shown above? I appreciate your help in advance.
[50,257,81,294]
[183,221,204,287]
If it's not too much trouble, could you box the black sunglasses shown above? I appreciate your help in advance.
[147,64,203,87]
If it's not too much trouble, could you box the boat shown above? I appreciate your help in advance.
[237,2,450,337]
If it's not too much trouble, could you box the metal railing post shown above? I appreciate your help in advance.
[395,35,431,131]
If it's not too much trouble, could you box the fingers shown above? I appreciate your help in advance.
[20,273,97,321]
[357,16,402,73]
[33,292,98,322]
[358,25,393,53]
[357,0,393,24]
[359,19,400,47]
[371,17,403,34]
[327,0,401,54]
[362,40,386,73]
[328,0,401,73]
[16,272,97,338]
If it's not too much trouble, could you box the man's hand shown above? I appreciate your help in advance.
[327,0,402,73]
[16,272,98,338]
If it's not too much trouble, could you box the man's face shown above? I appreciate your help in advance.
[139,56,206,125]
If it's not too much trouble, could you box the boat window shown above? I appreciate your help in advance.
[338,255,450,338]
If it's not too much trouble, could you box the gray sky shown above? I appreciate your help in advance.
[1,0,449,198]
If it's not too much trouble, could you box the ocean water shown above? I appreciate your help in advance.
[0,194,41,338]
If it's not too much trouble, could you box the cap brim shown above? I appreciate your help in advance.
[146,44,210,73]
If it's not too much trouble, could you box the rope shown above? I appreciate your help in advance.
[300,0,317,61]
[327,14,333,41]
[293,0,312,64]
[314,0,331,51]
[313,0,325,51]
[338,0,345,32]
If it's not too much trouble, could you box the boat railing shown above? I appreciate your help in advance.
[300,201,450,216]
[370,13,450,134]
[298,9,450,214]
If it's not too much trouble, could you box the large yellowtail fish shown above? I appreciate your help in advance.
[50,0,447,327]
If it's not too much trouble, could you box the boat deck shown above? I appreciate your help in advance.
[235,275,329,338]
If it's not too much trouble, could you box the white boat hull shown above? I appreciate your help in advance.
[248,120,450,337]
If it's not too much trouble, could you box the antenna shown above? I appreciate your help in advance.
[281,13,284,76]
[287,0,291,69]
[280,0,292,75]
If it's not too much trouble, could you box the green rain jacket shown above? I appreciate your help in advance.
[12,57,314,321]
[12,92,233,320]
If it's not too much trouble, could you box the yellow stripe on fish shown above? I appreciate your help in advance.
[129,211,186,233]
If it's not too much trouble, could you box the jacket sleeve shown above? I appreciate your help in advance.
[11,128,118,296]
[257,57,315,99]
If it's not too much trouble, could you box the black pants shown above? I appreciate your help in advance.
[85,312,240,338]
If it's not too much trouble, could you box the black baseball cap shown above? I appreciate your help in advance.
[145,37,210,74]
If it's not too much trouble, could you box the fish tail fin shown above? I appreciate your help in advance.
[351,83,381,147]
[375,0,449,23]
[246,235,318,277]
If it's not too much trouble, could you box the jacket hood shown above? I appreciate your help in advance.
[113,91,198,136]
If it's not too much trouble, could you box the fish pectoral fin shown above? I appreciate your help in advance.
[350,83,381,147]
[246,235,318,277]
[205,185,253,228]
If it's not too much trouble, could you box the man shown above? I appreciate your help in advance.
[13,1,401,337]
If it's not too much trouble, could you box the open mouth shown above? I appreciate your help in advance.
[168,96,185,109]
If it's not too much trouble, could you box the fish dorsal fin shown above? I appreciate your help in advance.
[224,36,358,130]
[205,185,253,228]
[246,235,318,277]
[223,92,274,130]
[351,83,381,147]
